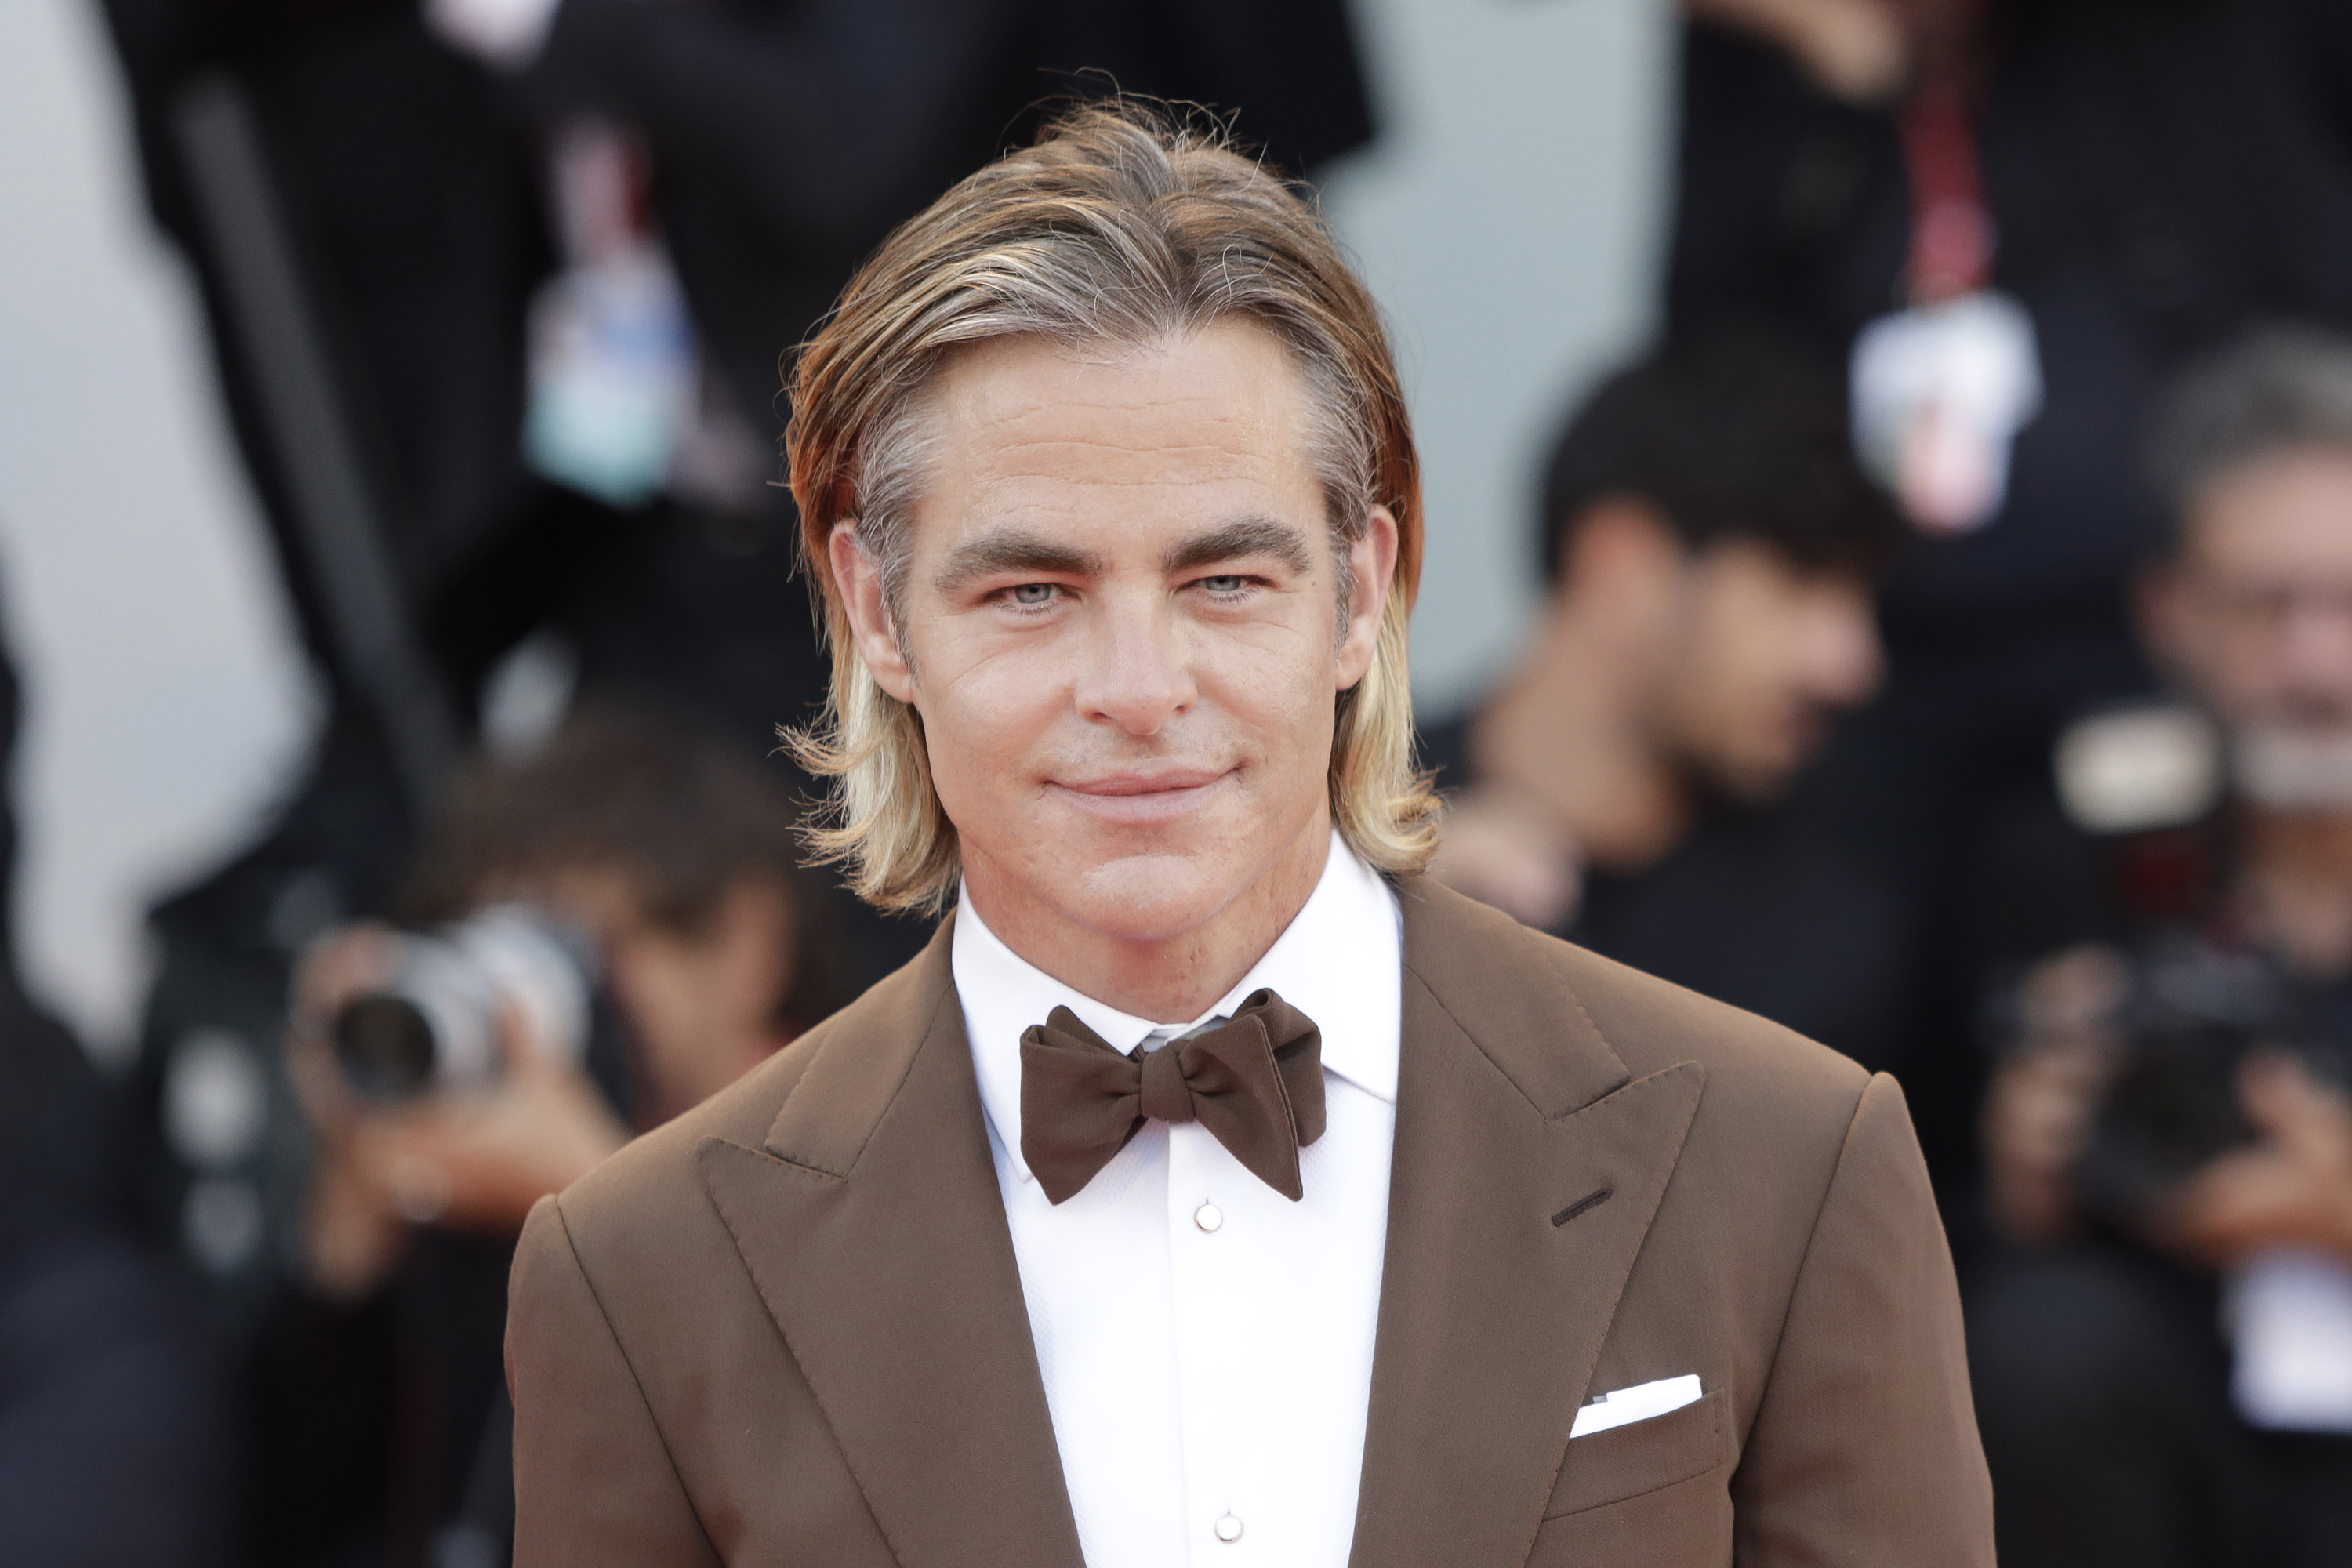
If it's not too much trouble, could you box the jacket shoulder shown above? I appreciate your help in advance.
[555,933,946,1246]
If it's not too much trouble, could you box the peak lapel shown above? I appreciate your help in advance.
[1348,882,1706,1568]
[695,923,1083,1568]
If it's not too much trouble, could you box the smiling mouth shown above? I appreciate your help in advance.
[1049,768,1236,823]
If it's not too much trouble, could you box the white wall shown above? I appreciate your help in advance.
[0,0,315,1062]
[1323,0,1675,717]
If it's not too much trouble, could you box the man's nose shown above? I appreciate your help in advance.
[1073,595,1197,736]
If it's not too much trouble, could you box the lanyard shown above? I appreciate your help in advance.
[1851,84,2042,535]
[1899,86,1994,304]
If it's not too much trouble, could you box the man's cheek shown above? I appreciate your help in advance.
[936,645,1061,741]
[1200,639,1325,725]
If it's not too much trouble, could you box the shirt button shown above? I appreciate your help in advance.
[1214,1514,1243,1543]
[1194,1202,1223,1232]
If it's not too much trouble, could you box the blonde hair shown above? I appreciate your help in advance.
[786,102,1436,912]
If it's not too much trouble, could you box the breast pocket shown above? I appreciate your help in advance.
[1543,1387,1730,1519]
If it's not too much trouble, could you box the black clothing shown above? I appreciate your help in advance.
[0,575,229,1566]
[524,0,1376,450]
[1664,0,2352,1271]
[2283,0,2352,168]
[1671,5,2352,662]
[1962,781,2352,1566]
[94,0,846,774]
[0,1229,232,1568]
[98,0,557,688]
[1971,1242,2352,1568]
[1414,716,1934,1157]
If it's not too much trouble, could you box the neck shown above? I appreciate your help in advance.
[962,812,1332,1023]
[2238,806,2352,976]
[1470,599,1690,872]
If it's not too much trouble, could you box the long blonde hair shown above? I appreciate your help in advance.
[785,103,1437,913]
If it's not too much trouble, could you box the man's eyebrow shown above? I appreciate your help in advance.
[1162,517,1316,577]
[932,530,1108,594]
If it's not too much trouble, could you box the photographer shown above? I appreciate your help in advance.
[245,707,844,1566]
[1973,329,2352,1568]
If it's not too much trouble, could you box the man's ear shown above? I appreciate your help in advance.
[829,524,918,703]
[1335,506,1400,691]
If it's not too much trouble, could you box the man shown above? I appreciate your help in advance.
[506,104,1991,1567]
[426,0,1379,985]
[1971,328,2352,1568]
[1424,332,1906,1080]
[219,710,842,1566]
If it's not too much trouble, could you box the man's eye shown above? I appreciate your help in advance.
[1199,575,1249,593]
[1008,583,1056,606]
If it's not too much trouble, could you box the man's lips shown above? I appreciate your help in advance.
[1047,768,1236,823]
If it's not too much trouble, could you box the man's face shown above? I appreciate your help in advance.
[1649,539,1885,803]
[2144,448,2352,795]
[833,325,1395,949]
[518,869,793,1123]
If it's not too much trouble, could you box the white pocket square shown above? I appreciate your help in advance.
[1570,1374,1704,1438]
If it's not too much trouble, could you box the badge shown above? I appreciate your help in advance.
[1850,289,2043,536]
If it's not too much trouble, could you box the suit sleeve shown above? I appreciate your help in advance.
[1730,1074,1994,1567]
[509,1195,720,1568]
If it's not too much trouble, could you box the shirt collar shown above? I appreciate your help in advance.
[953,829,1403,1185]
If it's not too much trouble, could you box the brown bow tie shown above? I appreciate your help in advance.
[1018,989,1327,1205]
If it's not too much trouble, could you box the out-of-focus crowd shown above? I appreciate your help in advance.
[8,0,2352,1563]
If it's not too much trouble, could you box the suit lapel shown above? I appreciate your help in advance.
[695,919,1084,1568]
[1348,881,1706,1568]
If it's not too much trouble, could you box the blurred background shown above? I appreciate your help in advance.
[5,0,2352,1562]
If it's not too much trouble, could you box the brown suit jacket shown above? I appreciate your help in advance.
[507,877,1993,1566]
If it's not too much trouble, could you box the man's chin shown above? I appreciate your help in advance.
[1688,747,1803,810]
[1058,854,1240,945]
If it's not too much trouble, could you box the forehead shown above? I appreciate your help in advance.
[911,322,1323,536]
[2187,446,2352,576]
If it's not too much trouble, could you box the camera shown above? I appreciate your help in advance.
[2071,931,2350,1223]
[332,906,596,1101]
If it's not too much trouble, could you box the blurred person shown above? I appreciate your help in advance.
[1421,330,1920,1120]
[94,0,876,1037]
[1970,329,2352,1568]
[1668,0,2352,1259]
[423,0,1376,455]
[506,103,1990,1568]
[223,706,846,1567]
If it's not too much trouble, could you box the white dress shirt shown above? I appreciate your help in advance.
[953,830,1401,1568]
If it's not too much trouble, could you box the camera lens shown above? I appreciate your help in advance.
[333,993,439,1101]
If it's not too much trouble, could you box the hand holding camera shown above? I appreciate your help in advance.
[1988,937,2352,1269]
[287,916,628,1300]
[2161,1051,2352,1268]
